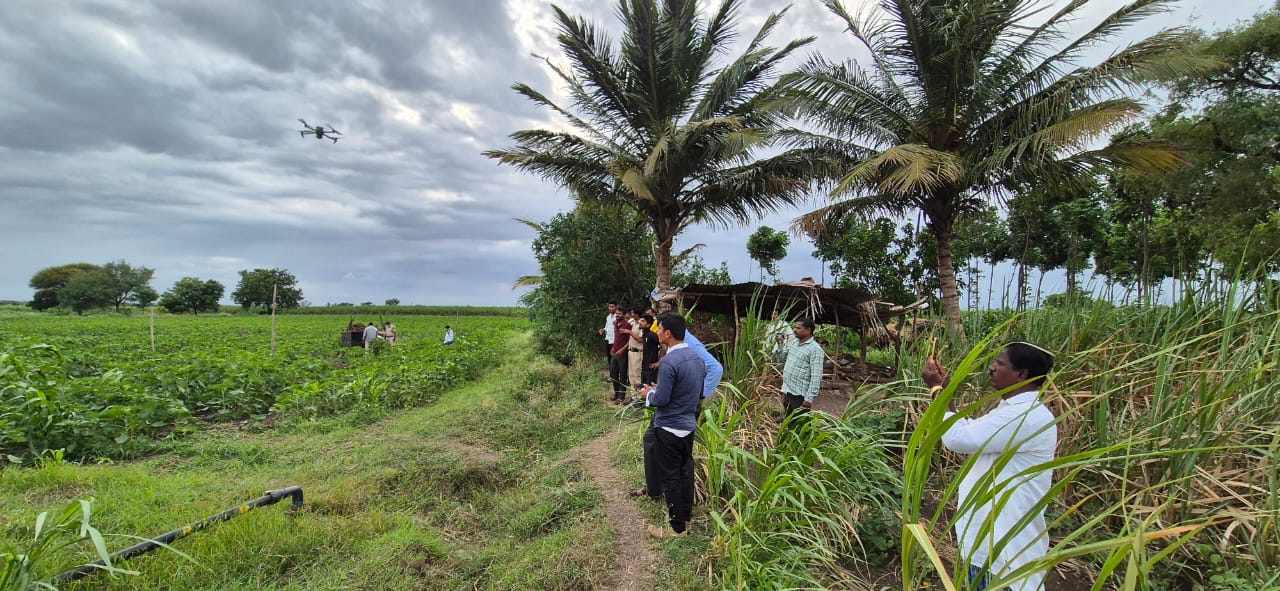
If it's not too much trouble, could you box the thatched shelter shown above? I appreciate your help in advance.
[670,280,927,366]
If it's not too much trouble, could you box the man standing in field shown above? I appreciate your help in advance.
[381,321,397,345]
[775,317,823,418]
[443,325,455,345]
[362,321,380,351]
[632,319,723,501]
[682,329,724,403]
[636,312,704,538]
[626,308,646,398]
[598,301,618,360]
[608,309,632,403]
[639,314,660,387]
[922,342,1057,591]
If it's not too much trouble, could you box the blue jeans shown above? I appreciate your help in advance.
[967,564,993,590]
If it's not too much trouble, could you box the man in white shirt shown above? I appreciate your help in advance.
[598,301,618,360]
[922,342,1057,591]
[361,321,380,351]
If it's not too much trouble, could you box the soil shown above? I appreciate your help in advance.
[574,427,656,591]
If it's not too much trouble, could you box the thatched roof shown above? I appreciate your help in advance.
[676,281,911,330]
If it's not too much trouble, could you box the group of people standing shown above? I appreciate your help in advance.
[598,302,724,538]
[597,301,1059,590]
[600,302,661,403]
[357,321,455,351]
[361,321,397,349]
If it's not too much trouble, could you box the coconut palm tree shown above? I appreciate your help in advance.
[787,0,1217,331]
[485,0,833,296]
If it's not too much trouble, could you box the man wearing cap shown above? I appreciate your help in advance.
[922,342,1058,591]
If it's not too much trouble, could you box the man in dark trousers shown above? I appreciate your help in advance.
[608,308,632,403]
[639,314,660,386]
[636,312,705,538]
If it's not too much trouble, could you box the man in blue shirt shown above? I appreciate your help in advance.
[636,312,705,538]
[683,330,724,400]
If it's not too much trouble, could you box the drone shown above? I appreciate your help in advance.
[297,119,342,143]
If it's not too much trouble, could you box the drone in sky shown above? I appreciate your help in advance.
[297,119,342,143]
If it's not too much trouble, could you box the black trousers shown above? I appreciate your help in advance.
[642,426,662,499]
[782,392,809,419]
[608,354,629,400]
[641,365,657,388]
[651,426,695,531]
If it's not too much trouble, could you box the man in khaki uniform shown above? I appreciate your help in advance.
[626,307,645,396]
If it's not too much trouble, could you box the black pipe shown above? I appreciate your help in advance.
[50,486,304,585]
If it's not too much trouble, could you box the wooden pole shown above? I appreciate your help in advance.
[270,283,278,358]
[859,324,867,364]
[731,292,740,349]
[150,306,156,352]
[832,305,841,381]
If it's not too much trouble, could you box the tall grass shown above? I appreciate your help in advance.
[691,277,1277,588]
[1,500,133,590]
[696,293,903,589]
[896,277,1280,589]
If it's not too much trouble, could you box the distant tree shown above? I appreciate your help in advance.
[159,278,224,314]
[132,285,160,308]
[360,301,373,306]
[28,263,99,311]
[671,254,733,287]
[385,298,400,306]
[809,216,926,305]
[951,206,1007,309]
[1185,2,1280,96]
[98,260,156,312]
[57,270,114,315]
[231,268,303,311]
[746,226,790,281]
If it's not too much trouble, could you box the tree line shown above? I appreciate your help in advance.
[27,263,304,315]
[494,0,1280,340]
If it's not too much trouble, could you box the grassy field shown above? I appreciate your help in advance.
[0,329,680,590]
[3,295,1276,590]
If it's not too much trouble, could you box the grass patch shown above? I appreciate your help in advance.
[0,332,619,590]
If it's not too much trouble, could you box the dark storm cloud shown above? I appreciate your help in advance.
[0,0,1267,306]
[0,0,561,304]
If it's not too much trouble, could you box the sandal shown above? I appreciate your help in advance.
[627,488,648,497]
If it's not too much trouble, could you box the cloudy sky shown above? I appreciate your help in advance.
[0,0,1268,306]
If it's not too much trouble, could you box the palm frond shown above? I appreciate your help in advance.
[512,217,546,233]
[512,275,544,290]
[791,192,916,240]
[835,144,965,198]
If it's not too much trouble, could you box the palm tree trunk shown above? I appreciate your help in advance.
[934,230,964,333]
[653,219,676,296]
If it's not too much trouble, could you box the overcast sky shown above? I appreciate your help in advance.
[0,0,1268,306]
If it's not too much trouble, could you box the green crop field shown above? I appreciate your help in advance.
[0,314,529,461]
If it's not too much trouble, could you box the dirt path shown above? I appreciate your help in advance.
[574,428,656,591]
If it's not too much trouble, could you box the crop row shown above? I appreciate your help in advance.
[0,315,527,460]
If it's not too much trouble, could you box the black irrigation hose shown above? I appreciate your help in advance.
[50,486,304,585]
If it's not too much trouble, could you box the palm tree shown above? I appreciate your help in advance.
[787,0,1216,331]
[485,0,832,296]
